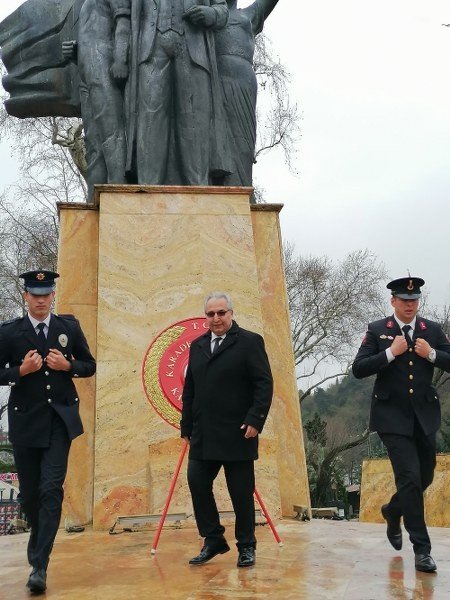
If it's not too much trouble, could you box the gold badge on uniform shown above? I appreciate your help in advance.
[58,334,68,347]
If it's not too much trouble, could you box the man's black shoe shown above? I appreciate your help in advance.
[381,504,402,551]
[189,542,230,565]
[26,567,47,593]
[415,554,437,573]
[237,546,255,568]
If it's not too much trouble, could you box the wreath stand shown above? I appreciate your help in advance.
[151,440,283,554]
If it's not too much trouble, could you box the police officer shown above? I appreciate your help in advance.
[0,270,96,593]
[353,276,450,573]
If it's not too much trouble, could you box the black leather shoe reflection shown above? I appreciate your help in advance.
[189,542,230,565]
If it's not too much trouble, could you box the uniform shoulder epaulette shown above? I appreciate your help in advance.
[0,316,22,327]
[55,313,77,321]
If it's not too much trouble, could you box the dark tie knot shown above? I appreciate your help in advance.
[36,322,47,343]
[212,337,222,354]
[402,325,413,347]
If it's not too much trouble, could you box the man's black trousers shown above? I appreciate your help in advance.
[379,418,436,555]
[187,458,256,549]
[13,412,71,569]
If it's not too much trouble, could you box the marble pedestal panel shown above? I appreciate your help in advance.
[360,454,450,527]
[57,186,310,530]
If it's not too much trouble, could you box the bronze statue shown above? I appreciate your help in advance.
[214,0,279,189]
[0,0,281,198]
[63,0,131,199]
[125,0,231,185]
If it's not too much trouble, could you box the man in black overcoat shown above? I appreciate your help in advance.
[0,270,96,593]
[181,291,273,568]
[353,276,450,573]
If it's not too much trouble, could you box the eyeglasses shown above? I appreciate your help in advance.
[205,309,231,318]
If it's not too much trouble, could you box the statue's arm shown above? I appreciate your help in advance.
[257,0,280,21]
[110,2,131,82]
[183,1,228,30]
[245,0,279,35]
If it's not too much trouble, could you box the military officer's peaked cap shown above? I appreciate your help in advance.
[20,270,60,295]
[387,276,425,300]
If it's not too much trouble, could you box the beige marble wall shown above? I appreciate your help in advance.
[56,204,98,525]
[57,187,310,530]
[93,186,284,529]
[360,455,450,527]
[251,205,310,516]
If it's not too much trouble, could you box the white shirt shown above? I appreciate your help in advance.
[210,332,226,353]
[385,315,436,363]
[28,313,51,338]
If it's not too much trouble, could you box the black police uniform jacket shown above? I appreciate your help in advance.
[352,316,450,436]
[180,321,273,461]
[0,313,96,447]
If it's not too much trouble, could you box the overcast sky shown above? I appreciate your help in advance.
[1,0,450,308]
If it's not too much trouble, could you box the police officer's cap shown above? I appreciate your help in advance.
[20,270,60,295]
[387,276,424,300]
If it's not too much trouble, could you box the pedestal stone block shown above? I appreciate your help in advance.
[360,454,450,527]
[57,186,310,530]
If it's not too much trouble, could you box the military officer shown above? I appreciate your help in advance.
[353,276,450,573]
[0,270,96,593]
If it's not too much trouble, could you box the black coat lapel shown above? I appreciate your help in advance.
[413,317,427,342]
[197,332,212,359]
[47,314,63,349]
[20,316,44,351]
[385,315,400,336]
[210,322,239,359]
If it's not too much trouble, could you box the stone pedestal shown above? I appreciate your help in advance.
[57,186,310,530]
[360,454,450,527]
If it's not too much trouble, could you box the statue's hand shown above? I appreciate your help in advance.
[110,60,129,82]
[183,6,217,27]
[62,40,77,61]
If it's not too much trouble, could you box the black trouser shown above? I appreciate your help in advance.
[187,459,256,549]
[13,412,71,569]
[379,418,436,555]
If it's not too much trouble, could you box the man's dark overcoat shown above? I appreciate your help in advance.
[352,316,450,436]
[180,320,273,461]
[0,313,96,447]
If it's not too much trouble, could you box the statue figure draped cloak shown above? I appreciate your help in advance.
[0,0,84,118]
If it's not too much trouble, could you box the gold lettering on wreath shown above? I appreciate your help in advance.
[143,325,185,428]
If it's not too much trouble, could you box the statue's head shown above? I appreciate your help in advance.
[227,0,238,8]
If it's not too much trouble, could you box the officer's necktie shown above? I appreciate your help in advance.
[402,324,413,347]
[36,322,47,346]
[212,337,222,355]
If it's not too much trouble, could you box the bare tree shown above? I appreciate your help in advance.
[253,33,300,173]
[305,412,372,506]
[0,61,84,323]
[284,243,387,402]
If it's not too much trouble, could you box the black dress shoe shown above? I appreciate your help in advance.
[381,504,402,551]
[189,542,230,565]
[26,567,47,593]
[237,546,255,568]
[415,554,437,573]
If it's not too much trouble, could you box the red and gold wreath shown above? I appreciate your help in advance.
[141,317,208,429]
